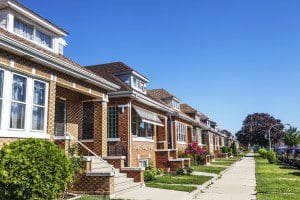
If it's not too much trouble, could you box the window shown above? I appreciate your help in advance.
[176,122,186,142]
[13,18,53,49]
[82,102,94,140]
[32,80,46,131]
[132,76,146,92]
[0,70,3,126]
[108,107,118,138]
[10,74,27,129]
[58,43,64,55]
[131,109,153,138]
[35,29,52,48]
[192,128,197,142]
[202,133,206,145]
[14,18,34,40]
[139,159,149,168]
[172,99,180,110]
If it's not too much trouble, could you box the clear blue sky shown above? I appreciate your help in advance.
[21,0,300,134]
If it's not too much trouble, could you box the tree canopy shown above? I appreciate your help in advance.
[284,127,300,147]
[236,113,285,147]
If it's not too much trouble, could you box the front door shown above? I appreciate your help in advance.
[54,99,66,136]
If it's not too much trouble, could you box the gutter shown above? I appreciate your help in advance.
[0,33,120,91]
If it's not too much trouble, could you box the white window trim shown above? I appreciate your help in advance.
[132,137,154,142]
[139,159,149,169]
[107,138,120,142]
[108,106,118,138]
[176,121,186,142]
[0,68,49,139]
[30,79,48,132]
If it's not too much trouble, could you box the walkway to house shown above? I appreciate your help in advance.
[192,152,257,200]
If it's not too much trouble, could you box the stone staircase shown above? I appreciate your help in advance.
[114,172,142,194]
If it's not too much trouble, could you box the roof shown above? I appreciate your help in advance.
[180,104,197,114]
[86,62,136,92]
[0,0,68,35]
[0,27,119,90]
[147,88,180,101]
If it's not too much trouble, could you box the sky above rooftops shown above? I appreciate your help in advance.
[20,0,300,134]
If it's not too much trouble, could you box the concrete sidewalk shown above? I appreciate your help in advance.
[192,153,257,200]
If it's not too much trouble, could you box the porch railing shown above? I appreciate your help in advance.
[66,133,116,174]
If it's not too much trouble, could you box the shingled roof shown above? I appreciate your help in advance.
[147,88,180,101]
[180,104,197,114]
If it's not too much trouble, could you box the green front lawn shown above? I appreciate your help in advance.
[255,155,300,200]
[211,161,234,166]
[145,174,213,192]
[145,182,197,192]
[193,165,226,174]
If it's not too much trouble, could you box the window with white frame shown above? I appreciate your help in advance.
[132,76,146,93]
[32,80,46,131]
[172,99,180,110]
[176,122,186,142]
[139,159,149,168]
[192,128,197,142]
[131,109,153,138]
[0,68,48,135]
[14,18,34,40]
[108,106,118,138]
[10,74,27,129]
[13,18,53,49]
[0,70,3,127]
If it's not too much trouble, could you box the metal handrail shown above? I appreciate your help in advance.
[66,133,116,174]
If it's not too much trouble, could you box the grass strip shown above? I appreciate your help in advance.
[193,165,226,174]
[145,182,197,192]
[152,174,213,185]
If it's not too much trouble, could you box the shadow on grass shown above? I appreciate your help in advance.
[288,171,300,177]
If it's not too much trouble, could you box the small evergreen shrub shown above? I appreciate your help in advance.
[176,167,185,175]
[0,138,74,200]
[231,142,238,155]
[144,170,156,181]
[258,148,268,159]
[185,166,195,175]
[266,150,277,164]
[221,146,229,153]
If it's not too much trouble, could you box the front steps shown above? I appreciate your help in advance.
[114,172,142,194]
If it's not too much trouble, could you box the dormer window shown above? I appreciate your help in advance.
[172,99,180,110]
[132,76,146,93]
[14,18,33,40]
[35,29,52,48]
[13,18,53,49]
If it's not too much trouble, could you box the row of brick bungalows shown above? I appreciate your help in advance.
[0,0,236,197]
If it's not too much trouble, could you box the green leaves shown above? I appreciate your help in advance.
[0,138,74,200]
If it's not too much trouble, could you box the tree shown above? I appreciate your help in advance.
[0,139,74,200]
[236,113,285,147]
[284,127,300,147]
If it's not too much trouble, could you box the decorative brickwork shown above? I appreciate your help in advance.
[103,156,125,169]
[94,101,108,156]
[120,168,144,183]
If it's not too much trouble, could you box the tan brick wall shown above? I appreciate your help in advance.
[48,81,56,140]
[69,174,114,195]
[94,101,108,156]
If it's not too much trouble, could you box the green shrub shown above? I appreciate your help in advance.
[221,146,229,153]
[185,166,194,175]
[266,150,277,164]
[231,142,238,155]
[258,148,268,159]
[0,138,74,200]
[176,167,184,175]
[144,170,156,181]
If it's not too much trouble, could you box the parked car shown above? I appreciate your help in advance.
[275,147,287,162]
[286,148,295,165]
[293,148,300,168]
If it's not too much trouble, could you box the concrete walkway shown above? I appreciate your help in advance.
[192,153,257,200]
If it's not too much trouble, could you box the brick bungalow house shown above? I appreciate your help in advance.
[87,63,191,173]
[0,0,146,196]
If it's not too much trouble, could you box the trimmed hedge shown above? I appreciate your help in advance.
[0,138,74,200]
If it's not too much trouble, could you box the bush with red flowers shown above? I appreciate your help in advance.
[185,142,208,165]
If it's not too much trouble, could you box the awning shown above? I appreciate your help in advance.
[132,105,164,127]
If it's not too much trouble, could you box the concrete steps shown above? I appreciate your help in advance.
[114,172,142,194]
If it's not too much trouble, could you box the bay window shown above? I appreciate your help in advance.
[10,74,27,129]
[176,122,186,142]
[35,29,52,48]
[32,80,46,131]
[0,68,48,137]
